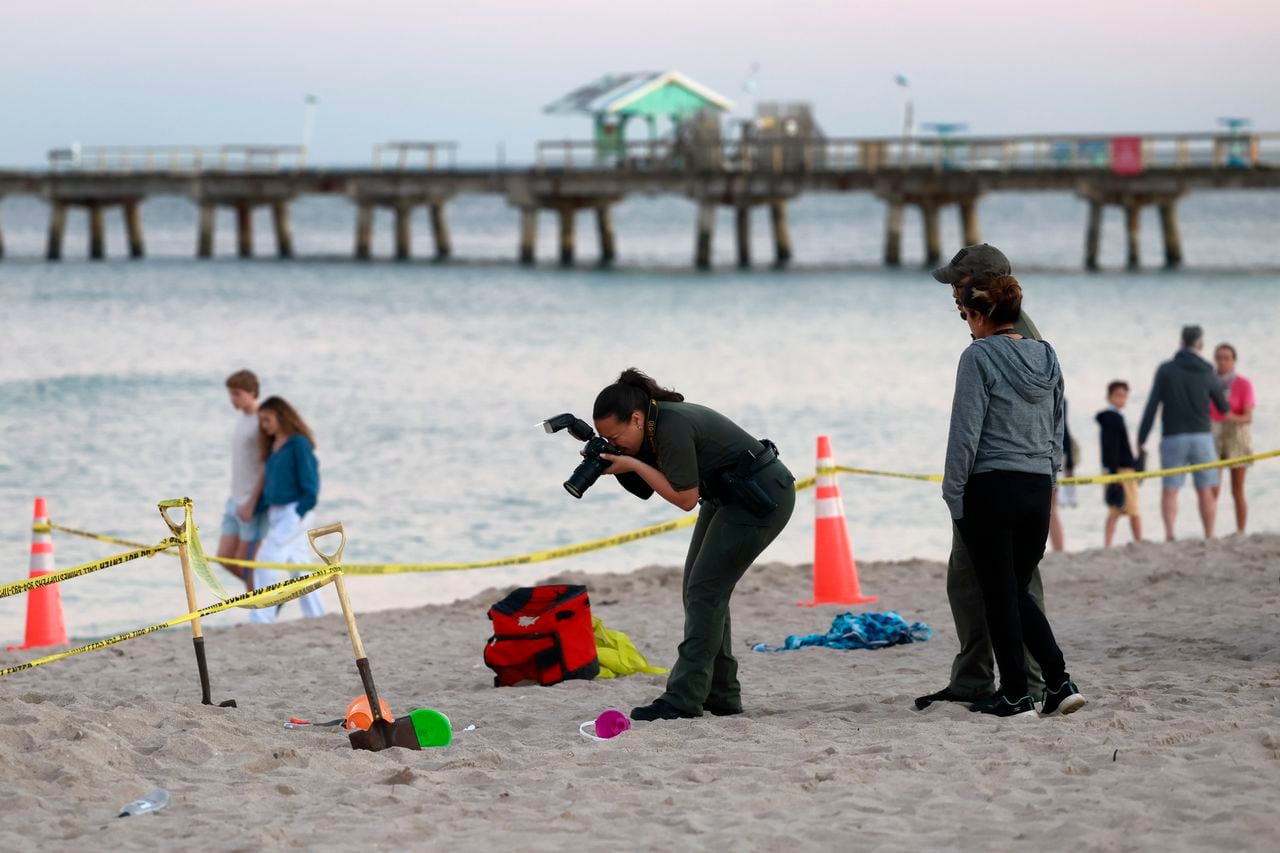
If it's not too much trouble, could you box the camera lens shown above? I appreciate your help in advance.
[564,456,605,499]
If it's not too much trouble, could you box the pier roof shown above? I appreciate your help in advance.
[543,71,733,119]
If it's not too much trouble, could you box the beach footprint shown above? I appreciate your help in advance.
[245,747,310,773]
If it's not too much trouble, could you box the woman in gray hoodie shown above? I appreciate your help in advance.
[943,275,1086,719]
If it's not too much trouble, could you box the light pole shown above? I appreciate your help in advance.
[301,94,319,165]
[895,74,912,165]
[741,62,761,121]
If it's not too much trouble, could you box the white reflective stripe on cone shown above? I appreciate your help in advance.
[29,553,55,572]
[815,497,845,519]
[816,457,836,487]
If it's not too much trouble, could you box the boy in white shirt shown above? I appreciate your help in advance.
[218,370,265,590]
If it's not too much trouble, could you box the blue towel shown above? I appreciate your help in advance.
[752,611,931,653]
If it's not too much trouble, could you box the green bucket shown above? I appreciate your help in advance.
[407,708,452,748]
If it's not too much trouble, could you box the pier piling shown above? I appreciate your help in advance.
[558,206,576,266]
[922,202,942,267]
[88,202,105,260]
[197,202,215,258]
[394,203,413,260]
[883,198,904,266]
[124,200,144,259]
[959,199,980,246]
[735,206,751,268]
[272,201,294,259]
[519,207,537,265]
[560,204,581,263]
[1084,199,1103,271]
[46,202,66,261]
[1125,201,1141,270]
[1158,201,1182,268]
[236,203,254,258]
[430,202,451,260]
[354,204,373,260]
[695,202,715,270]
[595,204,616,266]
[770,200,792,266]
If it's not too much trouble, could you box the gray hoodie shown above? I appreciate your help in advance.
[1136,348,1229,445]
[943,335,1065,519]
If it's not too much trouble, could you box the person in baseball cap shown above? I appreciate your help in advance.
[931,243,1012,284]
[915,240,1056,713]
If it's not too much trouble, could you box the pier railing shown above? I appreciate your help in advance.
[371,141,458,170]
[535,132,1280,173]
[46,144,308,172]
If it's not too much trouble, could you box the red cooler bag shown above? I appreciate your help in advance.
[484,584,600,687]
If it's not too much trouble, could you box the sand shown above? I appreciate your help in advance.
[2,534,1279,851]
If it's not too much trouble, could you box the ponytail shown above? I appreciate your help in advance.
[592,368,683,422]
[962,274,1022,325]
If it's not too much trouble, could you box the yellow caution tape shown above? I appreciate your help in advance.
[0,539,178,601]
[157,497,237,601]
[0,568,339,678]
[1058,448,1280,485]
[827,466,943,483]
[340,515,704,575]
[35,522,169,553]
[31,448,1277,579]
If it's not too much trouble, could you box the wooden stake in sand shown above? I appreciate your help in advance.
[158,499,237,708]
[307,522,420,752]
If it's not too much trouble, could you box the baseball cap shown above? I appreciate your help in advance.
[931,243,1011,284]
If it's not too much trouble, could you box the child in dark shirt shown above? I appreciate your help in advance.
[1095,381,1143,547]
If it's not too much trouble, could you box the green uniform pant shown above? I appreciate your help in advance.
[660,465,796,714]
[947,521,1046,700]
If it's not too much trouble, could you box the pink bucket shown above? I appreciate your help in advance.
[579,708,631,741]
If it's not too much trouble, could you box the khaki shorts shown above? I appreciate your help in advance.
[1105,469,1141,516]
[1212,420,1253,468]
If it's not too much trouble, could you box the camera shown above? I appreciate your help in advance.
[542,413,623,499]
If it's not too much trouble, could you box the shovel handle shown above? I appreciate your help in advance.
[307,522,346,566]
[158,498,192,537]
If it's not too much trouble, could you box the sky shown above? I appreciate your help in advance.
[2,0,1278,166]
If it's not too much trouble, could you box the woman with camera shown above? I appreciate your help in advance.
[942,276,1085,718]
[592,368,795,722]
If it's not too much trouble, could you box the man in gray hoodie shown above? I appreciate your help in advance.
[1137,325,1230,540]
[915,244,1048,711]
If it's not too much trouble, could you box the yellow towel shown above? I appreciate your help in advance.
[593,616,668,679]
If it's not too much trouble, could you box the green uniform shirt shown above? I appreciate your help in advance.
[653,402,764,492]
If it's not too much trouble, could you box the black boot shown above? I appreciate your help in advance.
[914,686,986,711]
[630,698,699,722]
[969,692,1037,718]
[1040,675,1087,716]
[702,700,744,717]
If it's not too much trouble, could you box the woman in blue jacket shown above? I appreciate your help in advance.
[249,396,325,624]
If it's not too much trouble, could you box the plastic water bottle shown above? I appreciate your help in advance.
[118,788,169,817]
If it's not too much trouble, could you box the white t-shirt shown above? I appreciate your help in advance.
[229,411,264,506]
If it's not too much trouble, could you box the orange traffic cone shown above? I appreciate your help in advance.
[798,436,878,607]
[11,497,68,650]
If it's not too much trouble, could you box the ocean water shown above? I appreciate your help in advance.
[1,190,1278,640]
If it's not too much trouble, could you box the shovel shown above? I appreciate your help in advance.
[307,523,420,752]
[159,499,236,708]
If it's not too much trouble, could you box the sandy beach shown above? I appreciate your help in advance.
[2,533,1278,851]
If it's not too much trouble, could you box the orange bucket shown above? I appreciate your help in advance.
[344,696,394,731]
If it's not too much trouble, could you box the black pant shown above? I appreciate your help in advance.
[956,470,1067,699]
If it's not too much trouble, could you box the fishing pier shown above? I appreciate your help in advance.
[1,132,1277,270]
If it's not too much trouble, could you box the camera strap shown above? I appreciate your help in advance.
[645,399,659,455]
